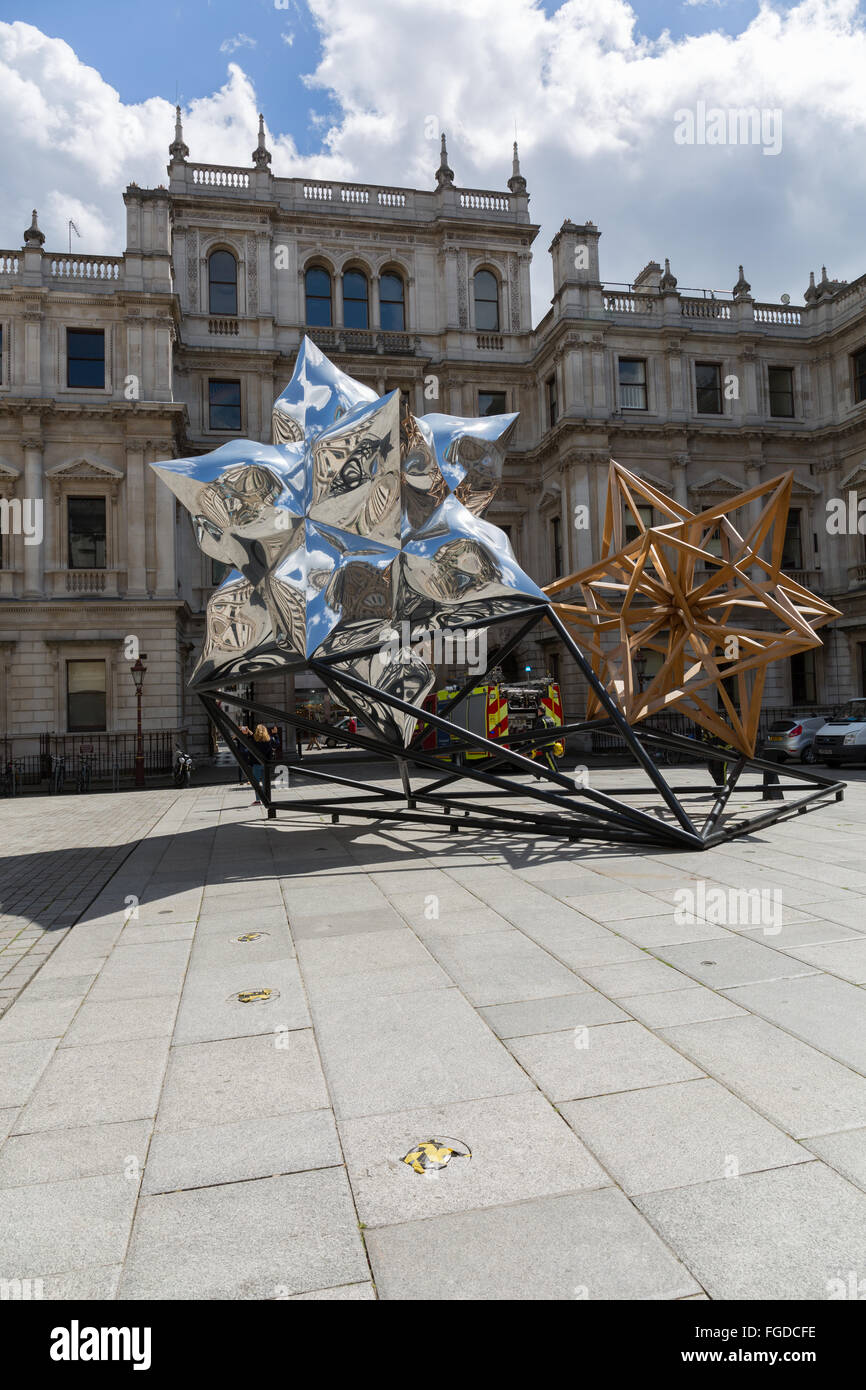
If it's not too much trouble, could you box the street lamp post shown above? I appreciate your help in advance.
[131,655,148,788]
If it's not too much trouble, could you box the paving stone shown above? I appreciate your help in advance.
[579,958,694,999]
[288,904,408,940]
[660,1015,866,1138]
[521,926,646,970]
[617,987,745,1029]
[285,1282,376,1300]
[297,929,450,1004]
[803,1129,866,1192]
[0,1120,152,1187]
[600,914,728,948]
[0,998,80,1043]
[40,1265,123,1299]
[561,1078,809,1195]
[635,1162,866,1300]
[0,1038,59,1108]
[310,986,533,1120]
[87,941,191,1002]
[15,1037,170,1133]
[366,1187,701,1300]
[778,937,866,984]
[480,990,627,1038]
[738,919,863,949]
[156,1032,329,1133]
[36,953,108,981]
[0,1173,139,1277]
[18,972,98,1002]
[423,930,582,1007]
[649,936,818,989]
[509,1021,703,1103]
[569,890,674,923]
[339,1090,609,1227]
[143,1109,340,1194]
[119,1168,368,1300]
[0,1107,19,1144]
[721,973,866,1075]
[120,920,197,946]
[194,907,291,937]
[61,996,179,1048]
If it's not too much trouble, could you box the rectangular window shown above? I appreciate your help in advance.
[67,659,106,733]
[769,366,795,418]
[209,379,241,431]
[695,362,723,414]
[782,508,803,570]
[624,502,652,545]
[853,349,866,405]
[67,329,105,389]
[68,497,106,569]
[551,516,562,576]
[619,358,647,410]
[790,649,816,705]
[479,390,507,416]
[546,374,558,426]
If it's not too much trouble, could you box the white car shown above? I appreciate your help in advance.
[814,700,866,767]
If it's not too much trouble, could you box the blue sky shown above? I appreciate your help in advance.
[0,1,863,318]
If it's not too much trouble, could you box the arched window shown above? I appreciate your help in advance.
[343,270,369,330]
[380,272,405,331]
[474,269,499,332]
[305,267,332,326]
[208,250,238,316]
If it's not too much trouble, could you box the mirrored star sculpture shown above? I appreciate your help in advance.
[546,462,840,757]
[151,337,546,745]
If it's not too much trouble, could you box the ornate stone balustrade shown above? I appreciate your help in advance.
[190,164,250,189]
[49,256,122,281]
[681,298,732,320]
[603,292,658,314]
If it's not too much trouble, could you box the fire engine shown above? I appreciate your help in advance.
[418,679,562,764]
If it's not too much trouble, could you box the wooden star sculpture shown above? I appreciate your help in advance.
[545,462,840,757]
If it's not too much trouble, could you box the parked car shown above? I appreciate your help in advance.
[814,699,866,767]
[758,716,826,764]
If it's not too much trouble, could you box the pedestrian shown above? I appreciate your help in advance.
[249,724,273,805]
[269,724,283,759]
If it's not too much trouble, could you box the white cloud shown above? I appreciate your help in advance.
[1,4,865,315]
[282,30,296,46]
[219,34,257,54]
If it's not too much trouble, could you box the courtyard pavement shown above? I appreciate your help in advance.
[1,766,866,1300]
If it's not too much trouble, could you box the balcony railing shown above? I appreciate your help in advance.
[65,568,108,593]
[307,326,418,355]
[603,292,657,314]
[681,298,732,320]
[209,317,240,335]
[754,303,802,326]
[476,334,504,350]
[49,256,122,281]
[190,164,250,189]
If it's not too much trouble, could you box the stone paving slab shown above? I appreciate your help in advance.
[366,1187,702,1300]
[634,1162,866,1300]
[2,771,866,1299]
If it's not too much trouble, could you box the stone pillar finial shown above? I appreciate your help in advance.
[23,208,45,247]
[436,131,454,189]
[508,140,527,195]
[252,112,272,169]
[169,104,189,161]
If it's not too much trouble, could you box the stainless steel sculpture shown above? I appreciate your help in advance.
[151,340,843,849]
[153,337,545,743]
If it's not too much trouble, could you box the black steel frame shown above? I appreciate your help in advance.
[197,603,845,849]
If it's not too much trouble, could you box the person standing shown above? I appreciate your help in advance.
[250,724,272,805]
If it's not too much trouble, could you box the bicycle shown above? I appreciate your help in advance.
[49,755,66,795]
[76,753,93,794]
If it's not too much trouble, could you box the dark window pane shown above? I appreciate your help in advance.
[305,268,332,326]
[67,660,106,733]
[547,374,558,425]
[68,497,106,569]
[479,391,507,416]
[380,274,403,302]
[619,358,647,409]
[208,252,237,315]
[782,509,802,569]
[380,300,404,331]
[853,349,866,404]
[769,366,794,417]
[343,271,368,329]
[209,380,241,431]
[695,362,722,413]
[791,649,816,704]
[67,329,105,389]
[474,271,499,332]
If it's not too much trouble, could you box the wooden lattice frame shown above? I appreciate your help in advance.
[545,462,840,757]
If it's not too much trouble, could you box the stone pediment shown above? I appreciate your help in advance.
[47,456,124,482]
[691,470,745,496]
[0,456,21,479]
[841,463,866,491]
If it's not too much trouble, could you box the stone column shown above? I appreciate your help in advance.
[22,437,43,598]
[126,445,147,595]
[334,274,343,327]
[152,443,176,597]
[672,455,689,507]
[370,276,380,330]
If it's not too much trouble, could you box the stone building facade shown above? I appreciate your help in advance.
[1,110,865,757]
